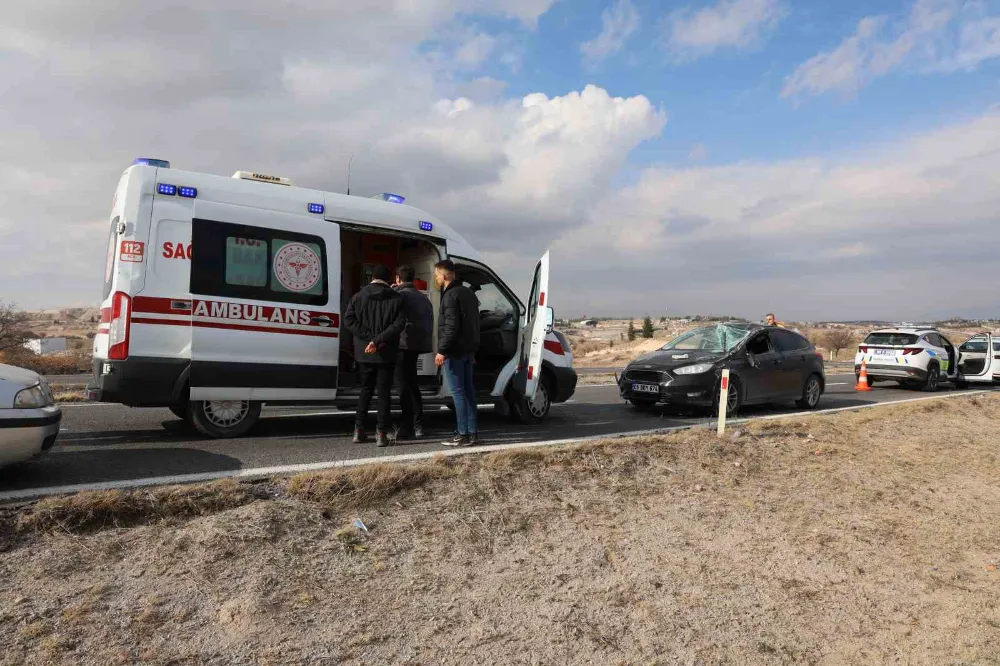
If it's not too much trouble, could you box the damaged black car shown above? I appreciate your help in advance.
[618,322,825,415]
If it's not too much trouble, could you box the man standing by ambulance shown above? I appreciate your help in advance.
[344,264,406,447]
[433,259,481,447]
[393,265,433,439]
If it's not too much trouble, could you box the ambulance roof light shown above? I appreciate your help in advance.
[232,171,293,186]
[134,157,170,168]
[372,192,405,204]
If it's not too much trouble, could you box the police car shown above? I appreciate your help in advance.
[854,327,996,390]
[88,158,577,438]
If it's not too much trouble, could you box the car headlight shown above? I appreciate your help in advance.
[14,385,52,409]
[674,363,715,375]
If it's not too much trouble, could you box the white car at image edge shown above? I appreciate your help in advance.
[0,364,61,467]
[854,327,997,390]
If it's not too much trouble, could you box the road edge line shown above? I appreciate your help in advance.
[1,389,991,502]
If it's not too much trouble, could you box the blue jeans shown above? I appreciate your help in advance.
[444,354,478,435]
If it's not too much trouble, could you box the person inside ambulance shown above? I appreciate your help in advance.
[343,264,406,447]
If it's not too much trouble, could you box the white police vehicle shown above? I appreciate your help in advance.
[88,158,577,437]
[854,327,996,390]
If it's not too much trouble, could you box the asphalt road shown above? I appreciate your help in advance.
[2,373,989,498]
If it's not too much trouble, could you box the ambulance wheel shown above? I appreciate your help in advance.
[187,400,262,439]
[509,376,552,424]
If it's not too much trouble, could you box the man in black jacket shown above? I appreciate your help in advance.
[433,259,481,446]
[393,265,433,439]
[343,264,406,447]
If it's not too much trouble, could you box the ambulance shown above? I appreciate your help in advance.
[88,158,578,438]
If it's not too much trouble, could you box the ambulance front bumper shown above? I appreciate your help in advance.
[88,357,189,407]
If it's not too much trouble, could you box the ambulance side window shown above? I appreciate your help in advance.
[191,219,329,306]
[102,216,119,300]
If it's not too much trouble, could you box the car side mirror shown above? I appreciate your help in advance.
[544,307,555,334]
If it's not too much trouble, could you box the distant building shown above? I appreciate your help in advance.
[24,337,68,355]
[578,319,598,328]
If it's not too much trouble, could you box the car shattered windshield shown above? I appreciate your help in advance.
[660,323,754,353]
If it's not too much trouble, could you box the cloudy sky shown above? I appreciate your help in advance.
[3,0,1000,321]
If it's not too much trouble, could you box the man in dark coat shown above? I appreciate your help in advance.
[343,264,406,447]
[433,259,481,447]
[393,265,434,439]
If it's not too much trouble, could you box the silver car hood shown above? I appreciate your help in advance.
[0,363,42,388]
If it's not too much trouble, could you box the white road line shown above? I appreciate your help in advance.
[2,389,991,503]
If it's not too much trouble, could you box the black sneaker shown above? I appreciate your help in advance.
[352,428,367,444]
[443,434,470,447]
[375,430,394,448]
[469,433,480,446]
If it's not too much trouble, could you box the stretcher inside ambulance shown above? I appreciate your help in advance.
[89,159,577,438]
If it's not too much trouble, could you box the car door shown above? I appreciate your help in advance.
[769,329,811,396]
[741,331,783,403]
[511,251,551,402]
[957,333,995,380]
[925,333,955,378]
[189,200,341,402]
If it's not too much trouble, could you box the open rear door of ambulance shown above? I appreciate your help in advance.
[957,333,997,385]
[510,251,554,421]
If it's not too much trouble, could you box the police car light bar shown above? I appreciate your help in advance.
[371,192,405,204]
[134,157,171,168]
[232,171,293,186]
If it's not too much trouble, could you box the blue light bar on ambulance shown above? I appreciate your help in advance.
[157,183,177,196]
[308,203,325,214]
[178,186,197,198]
[134,158,171,168]
[371,192,405,204]
[419,221,434,232]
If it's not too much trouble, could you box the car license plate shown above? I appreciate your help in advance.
[632,382,659,394]
[872,349,896,358]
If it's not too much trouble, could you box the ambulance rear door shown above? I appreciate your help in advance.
[512,250,553,402]
[189,200,341,402]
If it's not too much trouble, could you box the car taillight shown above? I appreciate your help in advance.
[902,347,922,355]
[108,291,131,360]
[858,345,868,353]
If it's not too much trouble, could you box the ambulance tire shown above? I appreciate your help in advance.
[187,400,262,439]
[509,375,552,424]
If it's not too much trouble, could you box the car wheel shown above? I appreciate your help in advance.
[796,374,823,409]
[187,400,262,439]
[921,365,940,392]
[712,376,741,417]
[510,376,552,424]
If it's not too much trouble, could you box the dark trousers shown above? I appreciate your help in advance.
[356,362,394,432]
[396,350,424,430]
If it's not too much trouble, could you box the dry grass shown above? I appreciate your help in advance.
[50,384,86,403]
[17,479,265,533]
[2,395,1000,664]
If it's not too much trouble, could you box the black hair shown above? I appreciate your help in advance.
[397,265,415,282]
[434,259,456,273]
[371,264,392,282]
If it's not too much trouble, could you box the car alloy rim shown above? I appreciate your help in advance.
[203,400,250,428]
[726,387,738,412]
[528,382,550,418]
[806,379,820,405]
[929,370,938,388]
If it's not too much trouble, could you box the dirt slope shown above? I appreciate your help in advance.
[2,395,999,665]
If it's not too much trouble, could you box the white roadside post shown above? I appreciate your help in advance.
[717,369,730,437]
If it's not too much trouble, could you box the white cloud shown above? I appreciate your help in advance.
[783,0,1000,100]
[581,0,640,64]
[688,143,709,162]
[665,0,786,61]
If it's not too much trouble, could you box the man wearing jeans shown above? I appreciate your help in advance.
[343,264,406,447]
[433,259,481,447]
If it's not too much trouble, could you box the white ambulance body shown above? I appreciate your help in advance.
[89,159,577,437]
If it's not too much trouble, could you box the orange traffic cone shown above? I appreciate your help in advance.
[855,359,872,392]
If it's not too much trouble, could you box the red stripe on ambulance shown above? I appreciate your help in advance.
[128,296,339,337]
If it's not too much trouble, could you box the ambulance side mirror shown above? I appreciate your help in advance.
[544,307,555,334]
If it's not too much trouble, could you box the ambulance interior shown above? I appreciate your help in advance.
[338,229,522,397]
